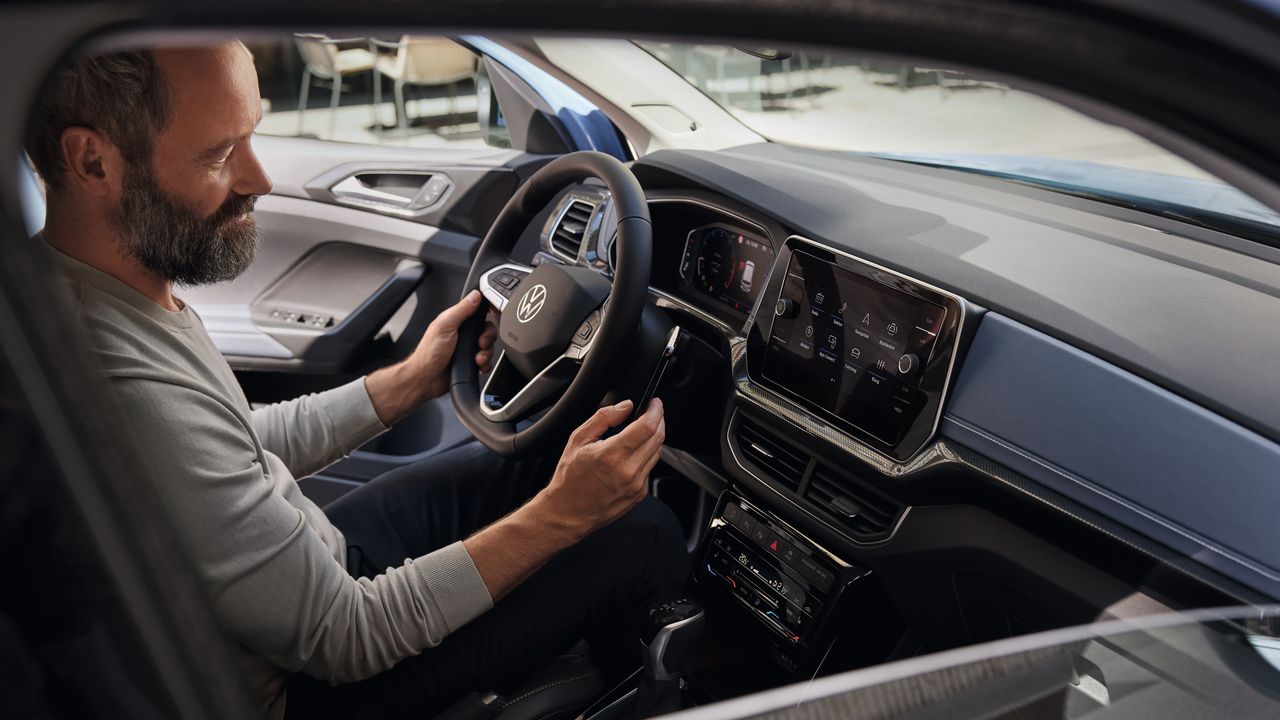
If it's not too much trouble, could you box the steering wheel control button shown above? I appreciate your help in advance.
[481,265,537,310]
[571,311,600,348]
[897,353,920,376]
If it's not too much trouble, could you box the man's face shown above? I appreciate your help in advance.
[112,44,272,286]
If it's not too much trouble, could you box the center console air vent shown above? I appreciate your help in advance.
[805,464,902,539]
[549,199,595,260]
[735,420,808,491]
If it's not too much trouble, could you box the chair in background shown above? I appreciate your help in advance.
[371,36,478,136]
[293,34,376,139]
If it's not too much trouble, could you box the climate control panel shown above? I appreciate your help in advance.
[698,492,872,660]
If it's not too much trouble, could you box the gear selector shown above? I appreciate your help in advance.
[632,598,705,718]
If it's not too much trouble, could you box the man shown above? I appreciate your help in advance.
[28,42,688,719]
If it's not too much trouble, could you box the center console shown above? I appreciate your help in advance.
[697,491,878,671]
[745,235,966,461]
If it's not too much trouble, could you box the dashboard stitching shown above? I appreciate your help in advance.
[946,416,1280,581]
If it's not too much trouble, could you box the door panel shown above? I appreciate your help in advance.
[185,193,472,374]
[179,138,554,487]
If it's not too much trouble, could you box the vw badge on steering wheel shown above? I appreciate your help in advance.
[516,284,547,323]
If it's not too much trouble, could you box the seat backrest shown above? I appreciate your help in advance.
[398,36,476,85]
[294,34,337,78]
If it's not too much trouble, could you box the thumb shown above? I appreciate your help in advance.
[572,400,634,445]
[432,290,484,334]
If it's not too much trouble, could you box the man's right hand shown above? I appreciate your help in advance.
[538,398,666,538]
[463,398,665,601]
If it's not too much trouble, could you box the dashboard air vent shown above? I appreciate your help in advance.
[550,199,595,260]
[805,464,903,538]
[735,420,808,491]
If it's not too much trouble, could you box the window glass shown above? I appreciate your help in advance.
[247,35,508,148]
[637,42,1280,231]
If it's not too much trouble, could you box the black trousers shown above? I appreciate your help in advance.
[284,442,690,719]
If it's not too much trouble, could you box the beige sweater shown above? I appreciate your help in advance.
[48,244,494,718]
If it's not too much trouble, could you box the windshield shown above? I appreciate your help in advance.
[636,42,1280,234]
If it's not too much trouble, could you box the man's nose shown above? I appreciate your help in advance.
[233,137,273,197]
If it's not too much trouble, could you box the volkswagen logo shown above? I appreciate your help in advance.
[516,284,547,323]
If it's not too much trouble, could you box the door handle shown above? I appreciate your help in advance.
[329,172,452,216]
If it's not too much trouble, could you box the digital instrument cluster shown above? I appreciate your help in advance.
[679,223,776,314]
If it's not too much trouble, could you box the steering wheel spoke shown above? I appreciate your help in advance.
[480,296,607,421]
[480,349,580,422]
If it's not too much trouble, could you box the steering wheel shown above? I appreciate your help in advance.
[450,151,652,458]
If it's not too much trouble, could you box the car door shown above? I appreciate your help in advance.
[177,35,627,504]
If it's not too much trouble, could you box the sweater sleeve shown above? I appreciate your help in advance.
[250,378,387,479]
[116,378,493,683]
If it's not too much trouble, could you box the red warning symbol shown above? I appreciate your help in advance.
[770,540,778,551]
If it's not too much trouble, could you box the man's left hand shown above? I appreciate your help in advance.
[411,290,498,399]
[366,290,497,426]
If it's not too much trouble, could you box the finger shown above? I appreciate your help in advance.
[570,400,634,445]
[478,323,498,350]
[624,416,666,475]
[432,290,485,333]
[634,442,664,488]
[609,397,664,450]
[475,350,492,371]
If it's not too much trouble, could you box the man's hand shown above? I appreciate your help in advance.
[537,398,666,537]
[365,290,497,426]
[463,398,666,601]
[408,290,498,400]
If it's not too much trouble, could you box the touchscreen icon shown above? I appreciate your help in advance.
[804,325,813,338]
[876,359,886,370]
[850,347,861,359]
[838,301,848,315]
[814,291,825,305]
[827,334,838,349]
[861,313,871,325]
[887,322,899,336]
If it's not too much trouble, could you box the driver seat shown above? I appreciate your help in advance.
[438,643,606,720]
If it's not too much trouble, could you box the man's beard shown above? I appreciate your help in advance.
[112,163,260,286]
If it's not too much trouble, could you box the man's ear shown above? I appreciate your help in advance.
[59,126,124,198]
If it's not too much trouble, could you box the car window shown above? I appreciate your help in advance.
[247,35,509,149]
[635,42,1280,234]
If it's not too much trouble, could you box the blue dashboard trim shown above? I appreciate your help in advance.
[942,313,1280,599]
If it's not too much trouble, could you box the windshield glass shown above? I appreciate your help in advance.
[636,42,1280,233]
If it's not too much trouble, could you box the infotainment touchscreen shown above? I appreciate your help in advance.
[762,249,947,444]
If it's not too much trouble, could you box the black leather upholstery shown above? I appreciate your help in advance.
[438,644,604,720]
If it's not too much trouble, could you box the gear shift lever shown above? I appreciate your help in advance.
[632,599,705,718]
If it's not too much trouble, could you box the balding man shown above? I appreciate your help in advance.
[29,42,687,719]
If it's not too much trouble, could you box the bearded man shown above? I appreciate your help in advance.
[29,42,688,719]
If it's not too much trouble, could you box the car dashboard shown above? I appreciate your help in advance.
[522,145,1280,673]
